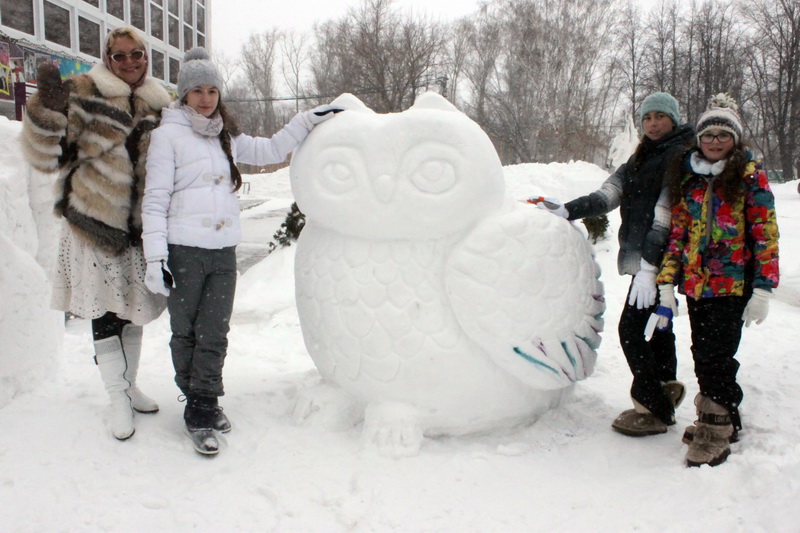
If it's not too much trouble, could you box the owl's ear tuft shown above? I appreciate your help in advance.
[330,93,374,114]
[410,92,459,113]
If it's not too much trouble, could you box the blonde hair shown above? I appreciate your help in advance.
[104,26,147,58]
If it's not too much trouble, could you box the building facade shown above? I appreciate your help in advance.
[0,0,211,118]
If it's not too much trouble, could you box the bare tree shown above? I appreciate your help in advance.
[309,0,446,112]
[462,0,620,164]
[280,31,312,113]
[237,29,281,135]
[615,1,646,119]
[741,0,800,179]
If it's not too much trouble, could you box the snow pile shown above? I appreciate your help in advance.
[1,117,799,531]
[0,117,63,407]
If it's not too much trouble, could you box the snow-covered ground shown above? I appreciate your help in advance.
[2,114,799,531]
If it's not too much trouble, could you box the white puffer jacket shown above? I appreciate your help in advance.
[142,107,310,261]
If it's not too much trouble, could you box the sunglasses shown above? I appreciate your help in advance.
[109,50,146,63]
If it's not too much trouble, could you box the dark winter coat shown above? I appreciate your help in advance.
[565,124,695,275]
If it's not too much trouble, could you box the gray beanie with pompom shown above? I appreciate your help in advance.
[177,47,223,100]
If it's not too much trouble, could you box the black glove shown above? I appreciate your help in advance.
[36,63,71,114]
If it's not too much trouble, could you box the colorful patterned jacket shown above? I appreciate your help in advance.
[657,151,780,300]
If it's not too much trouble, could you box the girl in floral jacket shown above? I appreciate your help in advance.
[656,94,779,467]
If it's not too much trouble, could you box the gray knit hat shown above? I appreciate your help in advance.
[696,93,743,144]
[177,47,223,100]
[640,92,681,127]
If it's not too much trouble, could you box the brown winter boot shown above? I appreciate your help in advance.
[685,394,734,467]
[611,398,668,437]
[662,381,686,409]
[611,381,684,437]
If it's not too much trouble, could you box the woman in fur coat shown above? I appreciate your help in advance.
[657,94,779,467]
[21,27,172,441]
[141,47,340,455]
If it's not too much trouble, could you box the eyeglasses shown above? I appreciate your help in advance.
[109,50,146,63]
[700,132,733,144]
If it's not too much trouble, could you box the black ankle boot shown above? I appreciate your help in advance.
[184,395,231,432]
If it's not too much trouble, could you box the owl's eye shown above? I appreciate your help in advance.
[409,159,456,194]
[320,162,357,194]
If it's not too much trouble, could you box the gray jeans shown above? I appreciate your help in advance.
[167,244,237,397]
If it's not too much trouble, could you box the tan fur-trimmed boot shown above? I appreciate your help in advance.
[685,394,733,467]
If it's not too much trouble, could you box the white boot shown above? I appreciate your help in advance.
[121,324,159,413]
[95,336,135,440]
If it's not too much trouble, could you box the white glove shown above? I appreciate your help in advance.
[658,284,678,321]
[145,260,174,297]
[644,284,679,341]
[301,104,343,128]
[628,259,658,309]
[742,288,771,327]
[528,196,569,219]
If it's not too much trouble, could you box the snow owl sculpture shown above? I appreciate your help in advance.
[290,92,604,456]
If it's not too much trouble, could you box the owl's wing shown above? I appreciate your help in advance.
[445,200,605,390]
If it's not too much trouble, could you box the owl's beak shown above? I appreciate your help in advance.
[372,174,396,203]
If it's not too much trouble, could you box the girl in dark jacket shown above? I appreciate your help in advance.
[539,92,694,436]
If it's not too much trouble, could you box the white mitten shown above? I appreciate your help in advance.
[527,196,569,219]
[145,260,173,297]
[628,259,658,309]
[742,288,771,327]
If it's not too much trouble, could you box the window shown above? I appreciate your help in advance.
[107,0,124,20]
[44,1,71,48]
[150,4,163,40]
[151,48,165,80]
[197,33,204,48]
[79,16,101,57]
[197,4,204,33]
[169,56,179,85]
[168,15,179,47]
[183,0,192,24]
[131,0,145,31]
[1,0,35,35]
[168,0,178,15]
[183,24,192,50]
[81,0,99,7]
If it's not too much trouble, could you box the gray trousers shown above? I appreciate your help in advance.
[167,244,237,397]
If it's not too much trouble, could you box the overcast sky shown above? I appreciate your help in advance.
[209,0,482,56]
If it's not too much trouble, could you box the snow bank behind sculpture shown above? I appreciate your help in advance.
[0,117,62,408]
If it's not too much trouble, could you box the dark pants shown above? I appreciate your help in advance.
[686,295,747,430]
[619,278,677,423]
[167,245,237,397]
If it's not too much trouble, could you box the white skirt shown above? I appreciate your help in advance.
[50,222,167,325]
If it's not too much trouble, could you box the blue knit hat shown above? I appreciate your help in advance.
[640,92,681,127]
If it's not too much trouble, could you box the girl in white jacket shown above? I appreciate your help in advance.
[142,47,340,455]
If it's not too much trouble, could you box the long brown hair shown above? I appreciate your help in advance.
[669,142,751,205]
[217,100,243,192]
